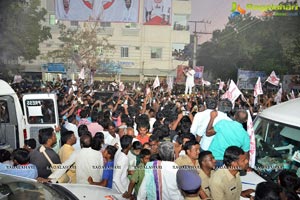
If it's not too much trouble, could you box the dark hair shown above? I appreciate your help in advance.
[132,141,142,150]
[91,111,98,122]
[94,132,104,144]
[140,149,151,159]
[137,121,150,131]
[78,124,89,137]
[38,127,54,145]
[282,188,300,200]
[198,151,213,167]
[12,148,30,165]
[205,97,217,109]
[91,136,102,151]
[120,135,133,150]
[68,114,76,123]
[223,146,244,167]
[100,118,111,129]
[254,182,282,200]
[150,153,161,161]
[183,140,199,152]
[0,149,11,162]
[80,109,89,118]
[24,138,36,149]
[149,134,159,143]
[61,131,74,146]
[279,170,299,192]
[106,145,118,160]
[80,134,92,148]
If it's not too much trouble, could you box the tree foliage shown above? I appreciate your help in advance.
[197,9,300,80]
[0,0,51,62]
[46,22,115,72]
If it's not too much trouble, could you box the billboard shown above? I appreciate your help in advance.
[175,65,187,84]
[237,69,266,90]
[143,0,172,25]
[56,0,139,22]
[194,66,204,85]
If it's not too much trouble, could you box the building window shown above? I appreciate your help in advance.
[70,21,79,26]
[49,14,56,25]
[100,22,111,27]
[173,15,189,31]
[151,48,162,59]
[125,23,137,29]
[121,47,129,58]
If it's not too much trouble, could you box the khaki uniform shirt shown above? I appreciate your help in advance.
[199,168,214,198]
[175,155,201,173]
[209,168,242,200]
[58,144,76,183]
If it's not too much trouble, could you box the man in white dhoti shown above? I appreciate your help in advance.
[144,0,154,22]
[184,66,195,95]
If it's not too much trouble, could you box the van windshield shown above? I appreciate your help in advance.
[254,117,300,181]
[25,99,56,124]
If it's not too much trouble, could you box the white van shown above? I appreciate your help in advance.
[253,97,300,179]
[0,80,59,150]
[240,98,300,199]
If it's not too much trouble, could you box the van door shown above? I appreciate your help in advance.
[0,95,21,150]
[22,94,59,145]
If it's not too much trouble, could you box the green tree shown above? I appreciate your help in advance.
[0,0,51,80]
[0,0,51,62]
[197,9,300,81]
[46,22,115,82]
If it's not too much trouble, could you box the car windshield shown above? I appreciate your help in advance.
[254,117,300,181]
[0,173,76,200]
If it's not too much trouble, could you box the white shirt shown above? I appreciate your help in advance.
[137,161,184,200]
[144,0,154,11]
[76,147,103,184]
[190,109,231,150]
[64,121,81,151]
[112,151,129,193]
[185,69,196,87]
[127,151,137,171]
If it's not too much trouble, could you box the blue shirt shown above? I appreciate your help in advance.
[102,161,114,188]
[0,163,38,179]
[208,120,250,160]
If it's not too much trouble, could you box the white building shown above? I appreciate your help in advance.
[22,0,191,82]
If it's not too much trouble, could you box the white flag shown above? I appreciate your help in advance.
[266,71,280,86]
[79,67,85,80]
[132,82,136,90]
[152,76,160,89]
[221,80,242,108]
[218,81,225,90]
[202,79,211,86]
[167,76,174,92]
[254,77,263,97]
[119,82,125,92]
[246,110,256,168]
[274,87,282,104]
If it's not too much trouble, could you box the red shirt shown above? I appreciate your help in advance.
[136,134,149,145]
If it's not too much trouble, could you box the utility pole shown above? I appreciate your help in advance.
[188,20,212,67]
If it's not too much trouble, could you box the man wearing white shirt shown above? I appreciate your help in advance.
[76,134,104,184]
[144,0,154,22]
[184,66,195,95]
[112,135,132,193]
[57,0,91,20]
[64,115,81,151]
[190,98,231,151]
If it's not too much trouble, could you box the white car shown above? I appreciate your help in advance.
[0,173,124,200]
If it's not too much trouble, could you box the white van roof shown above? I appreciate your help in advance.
[0,80,17,96]
[259,98,300,128]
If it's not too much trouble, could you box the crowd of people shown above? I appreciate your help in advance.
[0,77,300,200]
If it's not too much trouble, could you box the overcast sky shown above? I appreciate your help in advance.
[190,0,290,43]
